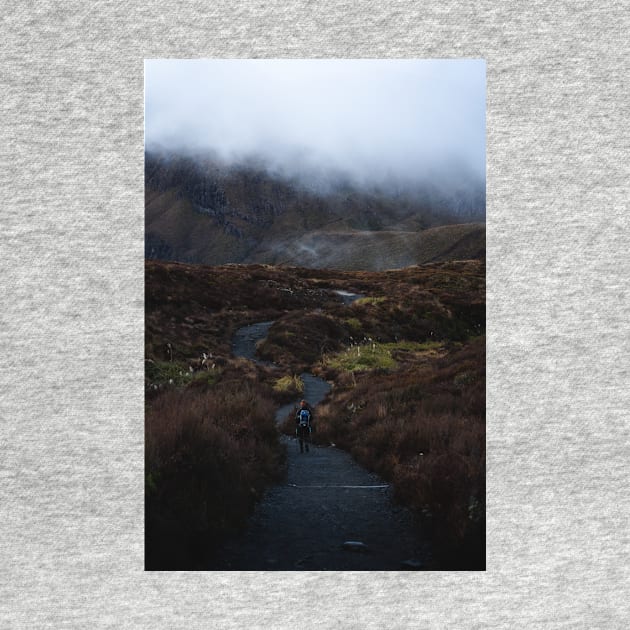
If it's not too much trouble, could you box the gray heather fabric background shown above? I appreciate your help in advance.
[1,1,628,628]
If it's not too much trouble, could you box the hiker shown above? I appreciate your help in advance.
[295,400,313,453]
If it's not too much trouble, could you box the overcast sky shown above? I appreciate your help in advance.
[145,59,485,187]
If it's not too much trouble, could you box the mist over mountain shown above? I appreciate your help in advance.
[145,150,485,269]
[145,59,485,185]
[145,60,485,269]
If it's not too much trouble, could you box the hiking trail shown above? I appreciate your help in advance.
[209,310,430,570]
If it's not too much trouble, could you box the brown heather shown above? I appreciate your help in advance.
[289,337,486,569]
[145,376,285,570]
[146,258,485,569]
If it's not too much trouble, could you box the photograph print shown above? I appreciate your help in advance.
[144,59,486,570]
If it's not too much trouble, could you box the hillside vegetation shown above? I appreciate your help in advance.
[306,338,485,568]
[146,258,485,569]
[146,373,285,570]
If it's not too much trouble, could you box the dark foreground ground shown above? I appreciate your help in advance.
[208,435,429,570]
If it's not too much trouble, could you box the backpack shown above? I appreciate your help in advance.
[299,408,311,427]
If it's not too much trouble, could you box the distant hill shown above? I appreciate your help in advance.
[145,152,485,269]
[247,223,485,270]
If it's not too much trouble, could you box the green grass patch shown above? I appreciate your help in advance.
[146,360,222,388]
[273,374,305,395]
[388,340,442,352]
[345,317,362,333]
[324,340,442,372]
[145,360,193,386]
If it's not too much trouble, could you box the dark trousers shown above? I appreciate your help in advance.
[296,424,310,452]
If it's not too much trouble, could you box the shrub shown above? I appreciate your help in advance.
[307,337,485,569]
[145,379,285,569]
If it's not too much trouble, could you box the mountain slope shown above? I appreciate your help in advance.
[145,152,485,269]
[246,223,485,270]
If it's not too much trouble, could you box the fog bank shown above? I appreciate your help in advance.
[145,59,485,192]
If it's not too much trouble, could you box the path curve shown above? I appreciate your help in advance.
[211,310,429,569]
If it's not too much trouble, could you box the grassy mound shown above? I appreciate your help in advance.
[272,374,305,402]
[322,340,443,372]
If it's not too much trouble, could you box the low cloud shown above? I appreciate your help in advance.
[145,59,485,193]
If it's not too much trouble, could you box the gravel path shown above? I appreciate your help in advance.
[211,319,430,570]
[210,435,427,570]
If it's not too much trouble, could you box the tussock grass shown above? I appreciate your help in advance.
[273,374,304,400]
[325,344,396,372]
[353,296,387,306]
[145,378,285,570]
[323,341,443,373]
[311,337,485,569]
